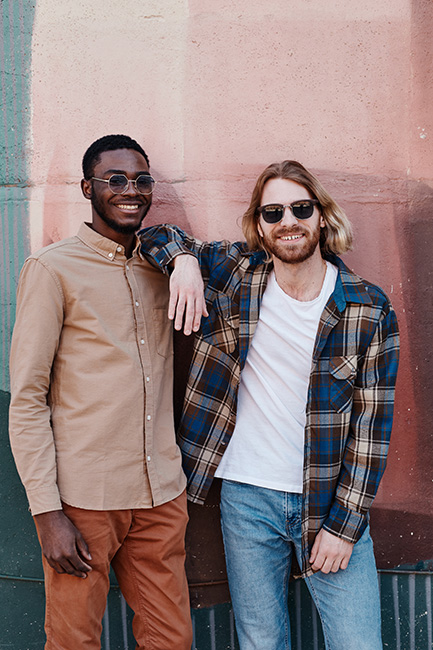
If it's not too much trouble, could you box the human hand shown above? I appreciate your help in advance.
[34,510,92,578]
[169,255,208,335]
[309,528,353,574]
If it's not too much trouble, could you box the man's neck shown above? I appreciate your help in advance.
[272,251,327,302]
[89,222,136,259]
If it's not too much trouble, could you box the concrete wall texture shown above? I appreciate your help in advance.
[1,0,432,648]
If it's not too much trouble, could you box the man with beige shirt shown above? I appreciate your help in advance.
[9,134,205,649]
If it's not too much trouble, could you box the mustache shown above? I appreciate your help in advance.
[272,227,307,237]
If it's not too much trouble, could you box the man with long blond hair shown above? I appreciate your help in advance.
[141,160,399,650]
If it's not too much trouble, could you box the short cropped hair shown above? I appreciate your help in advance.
[82,134,149,179]
[242,160,353,256]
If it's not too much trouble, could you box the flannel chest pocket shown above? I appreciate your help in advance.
[329,355,357,413]
[200,292,239,354]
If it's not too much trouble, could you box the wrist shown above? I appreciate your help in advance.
[173,253,196,268]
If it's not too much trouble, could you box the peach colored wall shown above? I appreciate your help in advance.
[26,0,432,561]
[30,0,426,244]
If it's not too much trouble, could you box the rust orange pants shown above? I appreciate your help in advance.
[38,491,192,649]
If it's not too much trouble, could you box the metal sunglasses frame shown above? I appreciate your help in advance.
[91,174,156,195]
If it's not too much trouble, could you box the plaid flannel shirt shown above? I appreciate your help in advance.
[140,225,400,576]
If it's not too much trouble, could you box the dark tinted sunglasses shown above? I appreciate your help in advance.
[257,199,320,223]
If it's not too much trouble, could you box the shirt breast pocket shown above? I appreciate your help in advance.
[329,355,357,413]
[200,292,239,355]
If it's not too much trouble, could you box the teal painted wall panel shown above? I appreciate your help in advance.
[0,188,30,390]
[0,0,33,184]
[0,0,34,391]
[0,391,43,581]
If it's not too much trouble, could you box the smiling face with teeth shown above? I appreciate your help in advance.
[257,177,325,266]
[81,148,152,244]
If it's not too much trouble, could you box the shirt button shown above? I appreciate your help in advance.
[146,376,150,382]
[147,456,151,462]
[135,301,139,307]
[140,339,145,344]
[108,252,113,258]
[116,246,122,252]
[126,265,130,270]
[147,415,151,421]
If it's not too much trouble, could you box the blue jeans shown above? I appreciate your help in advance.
[220,480,382,650]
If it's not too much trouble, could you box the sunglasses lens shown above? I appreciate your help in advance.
[108,175,128,193]
[292,201,315,219]
[136,175,155,195]
[261,205,284,223]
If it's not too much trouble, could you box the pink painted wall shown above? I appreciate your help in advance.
[27,0,433,566]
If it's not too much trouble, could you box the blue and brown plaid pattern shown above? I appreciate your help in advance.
[141,225,399,576]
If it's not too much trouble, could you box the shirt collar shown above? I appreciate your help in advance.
[245,247,372,309]
[243,247,272,268]
[76,223,139,260]
[325,253,372,310]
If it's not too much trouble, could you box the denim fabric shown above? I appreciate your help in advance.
[220,480,382,650]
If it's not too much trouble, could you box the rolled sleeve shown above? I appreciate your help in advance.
[139,225,195,272]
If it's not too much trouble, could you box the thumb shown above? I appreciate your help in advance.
[309,531,321,563]
[76,533,92,561]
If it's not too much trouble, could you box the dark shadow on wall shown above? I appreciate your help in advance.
[145,175,193,234]
[173,331,230,608]
[371,179,433,570]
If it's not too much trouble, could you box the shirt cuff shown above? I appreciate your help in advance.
[27,486,62,516]
[144,242,195,271]
[322,500,368,544]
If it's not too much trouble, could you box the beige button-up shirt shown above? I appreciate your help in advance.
[9,223,186,515]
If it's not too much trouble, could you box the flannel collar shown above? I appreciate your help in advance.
[245,248,372,312]
[325,254,373,312]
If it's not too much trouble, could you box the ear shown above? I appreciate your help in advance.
[257,221,264,238]
[81,178,92,200]
[320,213,325,228]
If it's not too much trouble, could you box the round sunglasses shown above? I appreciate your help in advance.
[91,174,156,196]
[257,199,320,223]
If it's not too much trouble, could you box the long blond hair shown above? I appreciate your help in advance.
[242,161,353,255]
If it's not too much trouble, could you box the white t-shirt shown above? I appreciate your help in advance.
[215,262,338,492]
